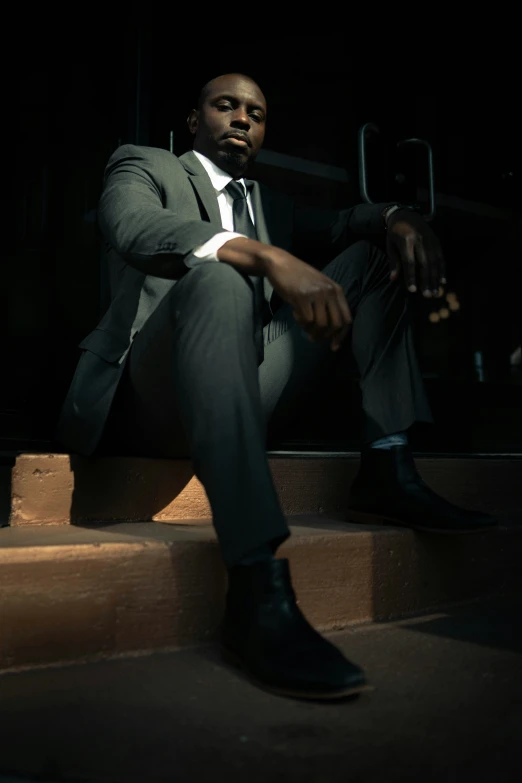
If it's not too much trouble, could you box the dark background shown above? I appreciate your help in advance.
[4,18,521,452]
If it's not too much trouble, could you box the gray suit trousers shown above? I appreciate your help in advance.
[97,240,433,566]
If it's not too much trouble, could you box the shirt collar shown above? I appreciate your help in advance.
[193,150,247,195]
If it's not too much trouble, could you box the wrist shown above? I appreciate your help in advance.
[256,245,278,272]
[217,236,272,276]
[382,203,422,229]
[381,204,402,228]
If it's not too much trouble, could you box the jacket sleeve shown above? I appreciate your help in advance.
[97,144,222,279]
[291,201,395,261]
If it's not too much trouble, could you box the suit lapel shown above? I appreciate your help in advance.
[179,151,222,226]
[179,154,280,309]
[179,153,279,245]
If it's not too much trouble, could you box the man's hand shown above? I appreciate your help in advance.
[263,247,352,352]
[217,237,352,351]
[386,209,447,297]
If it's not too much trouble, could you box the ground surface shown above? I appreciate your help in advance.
[0,592,521,783]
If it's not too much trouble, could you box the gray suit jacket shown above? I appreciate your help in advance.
[56,144,391,456]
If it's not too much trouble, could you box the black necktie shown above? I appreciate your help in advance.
[225,179,258,240]
[225,179,265,361]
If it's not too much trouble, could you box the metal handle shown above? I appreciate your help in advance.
[358,123,436,220]
[397,137,436,221]
[358,122,380,203]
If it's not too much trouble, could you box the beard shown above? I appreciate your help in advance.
[218,149,248,174]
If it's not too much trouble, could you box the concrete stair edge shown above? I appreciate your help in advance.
[1,516,521,673]
[7,452,522,527]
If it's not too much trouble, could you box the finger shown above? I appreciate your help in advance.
[425,241,443,295]
[302,297,329,342]
[422,236,446,293]
[319,299,344,344]
[315,285,350,343]
[386,237,401,282]
[293,312,320,343]
[401,235,417,292]
[331,322,351,352]
[414,240,431,297]
[295,301,327,343]
[311,285,346,343]
[328,289,352,347]
[292,301,314,330]
[388,254,401,282]
[313,297,329,333]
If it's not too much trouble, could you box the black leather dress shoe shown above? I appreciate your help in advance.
[222,558,369,701]
[346,445,498,534]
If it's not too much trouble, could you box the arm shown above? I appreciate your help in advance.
[216,237,352,352]
[291,201,394,260]
[97,145,228,279]
[292,199,446,296]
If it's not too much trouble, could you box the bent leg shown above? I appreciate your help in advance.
[103,262,289,567]
[259,240,433,443]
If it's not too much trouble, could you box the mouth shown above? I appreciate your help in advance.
[224,133,250,147]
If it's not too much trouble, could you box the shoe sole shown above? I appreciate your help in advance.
[221,647,373,702]
[345,508,498,534]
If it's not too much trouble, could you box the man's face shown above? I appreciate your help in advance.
[187,74,266,178]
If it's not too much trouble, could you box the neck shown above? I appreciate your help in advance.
[194,147,248,179]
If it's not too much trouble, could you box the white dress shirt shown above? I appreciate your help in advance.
[186,150,255,267]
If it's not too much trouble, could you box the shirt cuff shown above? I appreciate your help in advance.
[186,231,246,266]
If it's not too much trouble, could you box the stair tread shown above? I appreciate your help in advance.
[1,512,520,551]
[0,513,401,550]
[2,512,521,673]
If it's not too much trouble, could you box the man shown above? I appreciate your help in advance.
[56,73,496,701]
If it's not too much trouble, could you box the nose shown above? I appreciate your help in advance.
[231,106,250,129]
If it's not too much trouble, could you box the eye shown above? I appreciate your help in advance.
[216,102,232,111]
[249,113,264,123]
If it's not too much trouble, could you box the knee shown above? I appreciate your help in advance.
[349,240,373,254]
[331,240,381,278]
[341,240,388,275]
[188,261,251,293]
[327,240,393,305]
[167,261,254,320]
[343,240,385,263]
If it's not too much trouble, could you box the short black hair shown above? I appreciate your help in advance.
[196,73,260,109]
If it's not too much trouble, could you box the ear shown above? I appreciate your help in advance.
[187,109,199,135]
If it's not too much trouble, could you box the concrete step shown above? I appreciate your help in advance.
[1,515,521,672]
[0,592,521,783]
[6,451,522,526]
